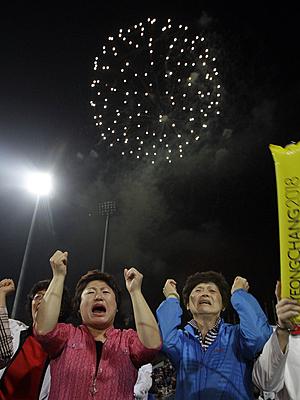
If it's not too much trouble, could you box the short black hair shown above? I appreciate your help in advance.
[26,279,72,323]
[182,271,230,309]
[72,270,121,324]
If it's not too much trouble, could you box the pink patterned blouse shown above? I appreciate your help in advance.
[35,323,160,400]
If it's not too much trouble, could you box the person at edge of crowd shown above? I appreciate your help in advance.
[156,271,273,400]
[134,363,153,399]
[34,250,162,400]
[0,277,71,400]
[252,281,300,400]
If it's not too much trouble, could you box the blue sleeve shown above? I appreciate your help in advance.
[231,289,273,359]
[156,298,183,368]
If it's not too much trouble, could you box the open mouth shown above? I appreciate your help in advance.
[92,304,106,315]
[198,300,211,305]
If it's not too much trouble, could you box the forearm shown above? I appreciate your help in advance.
[35,275,65,335]
[156,298,182,341]
[231,289,272,355]
[0,306,13,367]
[156,298,182,367]
[276,326,290,353]
[0,293,6,308]
[130,290,161,349]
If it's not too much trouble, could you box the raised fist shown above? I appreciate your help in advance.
[231,276,249,294]
[163,279,179,299]
[0,279,15,296]
[49,250,68,277]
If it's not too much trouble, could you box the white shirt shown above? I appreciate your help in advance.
[253,327,300,400]
[134,363,153,400]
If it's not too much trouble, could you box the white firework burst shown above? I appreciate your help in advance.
[90,18,222,164]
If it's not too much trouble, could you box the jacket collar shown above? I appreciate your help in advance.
[185,318,224,338]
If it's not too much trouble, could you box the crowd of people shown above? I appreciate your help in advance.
[0,249,299,399]
[150,358,176,398]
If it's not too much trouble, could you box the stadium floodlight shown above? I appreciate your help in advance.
[25,171,53,196]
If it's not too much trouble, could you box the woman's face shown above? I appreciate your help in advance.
[79,280,117,330]
[187,282,223,319]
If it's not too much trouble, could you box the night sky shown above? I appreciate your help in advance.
[1,2,299,324]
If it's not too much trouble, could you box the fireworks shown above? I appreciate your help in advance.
[90,18,222,164]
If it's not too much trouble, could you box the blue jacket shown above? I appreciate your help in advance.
[156,289,272,400]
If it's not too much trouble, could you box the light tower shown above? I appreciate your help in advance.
[98,201,116,272]
[12,171,53,318]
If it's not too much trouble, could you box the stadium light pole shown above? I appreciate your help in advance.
[11,172,53,318]
[98,201,116,273]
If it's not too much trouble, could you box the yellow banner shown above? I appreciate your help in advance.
[270,142,300,325]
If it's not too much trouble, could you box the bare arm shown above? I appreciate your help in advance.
[275,281,300,352]
[34,250,67,335]
[0,279,15,367]
[275,298,298,352]
[125,267,161,349]
[0,279,15,308]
